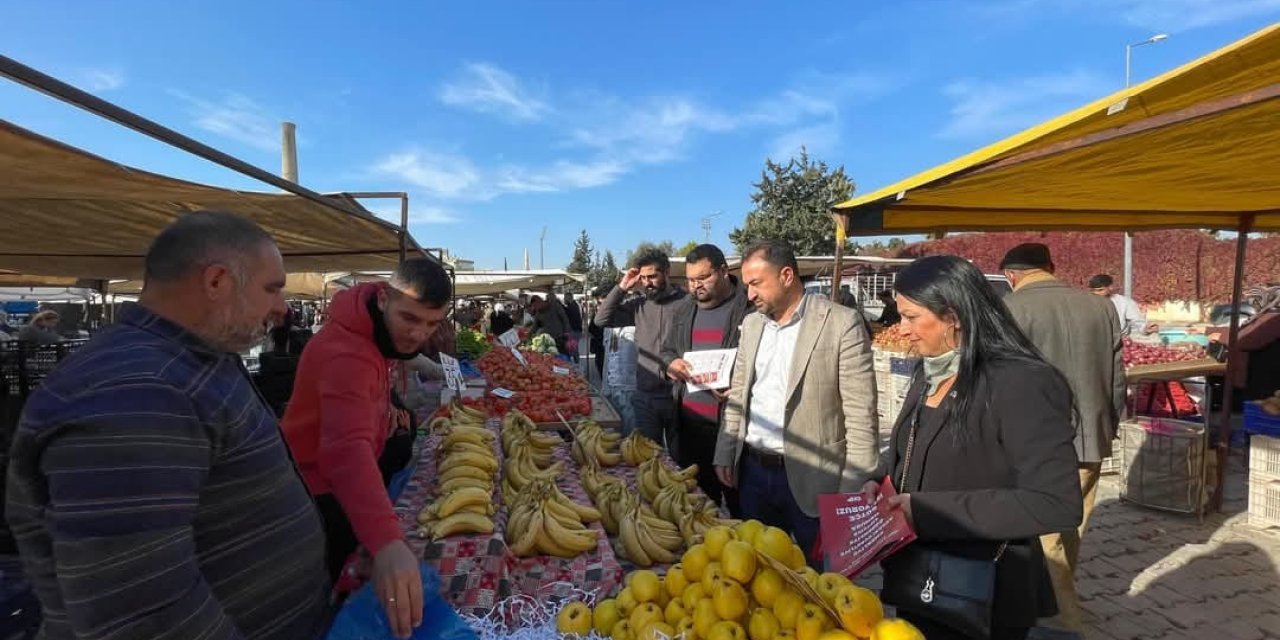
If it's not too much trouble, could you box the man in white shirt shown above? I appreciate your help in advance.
[1089,274,1148,337]
[714,241,880,563]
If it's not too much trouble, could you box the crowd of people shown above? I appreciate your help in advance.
[1,207,1131,640]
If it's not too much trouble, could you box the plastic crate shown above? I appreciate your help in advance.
[1248,471,1280,529]
[1244,402,1280,437]
[1249,435,1280,478]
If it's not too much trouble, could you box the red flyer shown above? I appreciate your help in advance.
[817,476,917,578]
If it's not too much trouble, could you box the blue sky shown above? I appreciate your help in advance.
[3,1,1278,270]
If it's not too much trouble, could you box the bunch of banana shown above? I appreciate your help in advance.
[429,399,489,432]
[417,411,500,540]
[569,420,623,467]
[678,503,740,546]
[502,445,565,501]
[636,457,698,503]
[589,481,633,536]
[580,461,626,501]
[619,431,663,465]
[499,410,561,467]
[617,503,684,566]
[505,478,603,558]
[653,482,707,523]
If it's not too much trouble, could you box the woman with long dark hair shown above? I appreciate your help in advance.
[867,255,1083,640]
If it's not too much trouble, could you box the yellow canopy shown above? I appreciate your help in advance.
[0,120,420,279]
[834,22,1280,234]
[107,272,342,300]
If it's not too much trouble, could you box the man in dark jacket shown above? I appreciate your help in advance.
[1001,242,1124,633]
[595,249,686,455]
[564,292,584,362]
[661,244,751,513]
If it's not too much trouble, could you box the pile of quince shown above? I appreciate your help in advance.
[556,520,922,640]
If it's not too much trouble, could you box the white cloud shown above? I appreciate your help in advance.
[84,69,125,92]
[171,91,281,152]
[1115,0,1280,31]
[366,202,462,226]
[983,0,1280,33]
[496,160,627,193]
[371,150,482,199]
[768,122,843,161]
[938,70,1110,139]
[440,62,549,121]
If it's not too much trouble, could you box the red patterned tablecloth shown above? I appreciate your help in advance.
[393,418,624,617]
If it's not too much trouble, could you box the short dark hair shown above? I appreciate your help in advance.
[389,257,451,307]
[1088,274,1114,289]
[742,240,799,274]
[144,210,276,284]
[632,248,670,272]
[685,244,728,270]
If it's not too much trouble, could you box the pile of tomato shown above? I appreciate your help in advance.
[475,347,588,394]
[452,393,593,423]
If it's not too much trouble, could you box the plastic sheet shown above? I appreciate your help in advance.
[327,562,477,640]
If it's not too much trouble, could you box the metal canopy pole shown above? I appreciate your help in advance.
[347,192,412,261]
[830,212,848,303]
[1212,215,1255,511]
[0,54,374,222]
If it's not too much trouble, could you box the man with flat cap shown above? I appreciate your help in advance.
[1001,243,1125,633]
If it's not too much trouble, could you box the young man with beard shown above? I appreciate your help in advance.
[7,211,331,640]
[713,241,880,562]
[594,249,687,457]
[661,244,751,515]
[282,258,451,640]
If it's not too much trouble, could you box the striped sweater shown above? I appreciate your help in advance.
[5,303,330,640]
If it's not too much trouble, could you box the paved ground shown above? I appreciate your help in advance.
[1077,447,1280,640]
[851,445,1280,640]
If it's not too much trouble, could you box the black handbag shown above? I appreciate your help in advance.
[881,398,1007,639]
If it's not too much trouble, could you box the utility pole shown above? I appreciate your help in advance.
[1122,33,1168,297]
[700,211,723,242]
[280,122,298,183]
[540,226,547,269]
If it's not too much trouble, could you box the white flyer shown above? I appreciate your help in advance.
[682,348,737,392]
[498,328,520,348]
[439,353,465,393]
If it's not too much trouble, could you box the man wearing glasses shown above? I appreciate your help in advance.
[661,244,752,514]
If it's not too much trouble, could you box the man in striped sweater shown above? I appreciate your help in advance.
[5,211,330,639]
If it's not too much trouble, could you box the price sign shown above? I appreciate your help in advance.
[498,329,520,348]
[440,353,465,393]
[552,366,570,375]
[509,346,528,367]
[491,387,515,399]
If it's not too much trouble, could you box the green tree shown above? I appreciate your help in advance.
[852,237,908,257]
[729,148,855,255]
[626,240,676,265]
[675,240,700,258]
[567,229,594,276]
[585,250,622,292]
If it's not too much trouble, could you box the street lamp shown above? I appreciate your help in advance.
[1122,33,1168,297]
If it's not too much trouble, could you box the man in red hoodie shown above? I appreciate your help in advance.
[282,257,451,639]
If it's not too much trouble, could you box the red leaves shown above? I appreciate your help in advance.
[898,231,1280,304]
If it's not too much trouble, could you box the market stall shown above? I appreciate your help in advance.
[831,22,1280,511]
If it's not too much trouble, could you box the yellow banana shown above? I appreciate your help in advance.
[618,509,653,566]
[542,497,586,528]
[441,451,498,474]
[510,509,544,557]
[435,486,493,519]
[634,518,679,563]
[428,416,452,432]
[440,477,492,496]
[439,463,491,483]
[540,507,598,556]
[430,512,494,540]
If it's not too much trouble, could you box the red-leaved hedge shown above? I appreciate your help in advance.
[896,231,1280,304]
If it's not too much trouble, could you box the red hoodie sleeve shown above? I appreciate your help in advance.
[316,354,403,555]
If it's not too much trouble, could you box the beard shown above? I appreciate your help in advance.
[204,296,270,354]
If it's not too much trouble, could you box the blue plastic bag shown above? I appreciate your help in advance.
[326,562,476,640]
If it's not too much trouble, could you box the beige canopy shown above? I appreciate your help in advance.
[108,272,342,300]
[0,120,420,279]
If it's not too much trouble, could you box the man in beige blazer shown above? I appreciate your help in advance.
[713,241,881,562]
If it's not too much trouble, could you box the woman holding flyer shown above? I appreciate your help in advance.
[864,255,1082,640]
